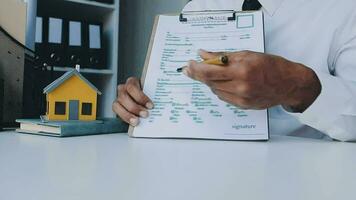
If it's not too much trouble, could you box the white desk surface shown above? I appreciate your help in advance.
[0,131,355,200]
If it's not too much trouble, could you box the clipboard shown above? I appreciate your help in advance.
[139,10,237,89]
[128,10,269,140]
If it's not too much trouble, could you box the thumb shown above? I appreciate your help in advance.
[198,49,224,60]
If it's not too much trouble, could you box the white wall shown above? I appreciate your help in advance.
[119,0,189,82]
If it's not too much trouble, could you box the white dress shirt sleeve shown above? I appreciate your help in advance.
[183,0,356,141]
[183,0,209,11]
[286,14,356,142]
[182,0,229,12]
[183,1,197,11]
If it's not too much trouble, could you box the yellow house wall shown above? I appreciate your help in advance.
[46,75,98,121]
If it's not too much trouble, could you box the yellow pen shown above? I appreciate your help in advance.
[176,55,229,72]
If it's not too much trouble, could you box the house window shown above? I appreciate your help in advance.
[55,102,66,115]
[82,103,92,115]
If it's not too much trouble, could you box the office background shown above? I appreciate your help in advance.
[1,2,356,199]
[118,0,189,82]
[0,0,189,127]
[3,0,120,123]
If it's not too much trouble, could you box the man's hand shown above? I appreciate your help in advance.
[183,50,322,112]
[112,77,154,126]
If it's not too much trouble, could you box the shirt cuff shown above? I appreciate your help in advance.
[283,70,353,132]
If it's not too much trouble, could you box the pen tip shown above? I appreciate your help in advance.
[177,67,184,72]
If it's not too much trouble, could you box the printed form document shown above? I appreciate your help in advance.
[130,11,269,140]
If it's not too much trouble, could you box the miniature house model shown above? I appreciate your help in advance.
[43,69,101,121]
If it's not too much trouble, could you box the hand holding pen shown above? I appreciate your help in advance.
[177,53,229,72]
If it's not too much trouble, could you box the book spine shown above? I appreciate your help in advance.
[60,118,127,137]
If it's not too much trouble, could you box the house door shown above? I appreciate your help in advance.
[69,100,79,120]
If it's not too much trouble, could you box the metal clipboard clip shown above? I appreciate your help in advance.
[179,10,236,22]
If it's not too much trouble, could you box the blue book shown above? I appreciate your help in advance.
[16,118,128,137]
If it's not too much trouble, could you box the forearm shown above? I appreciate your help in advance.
[284,70,356,141]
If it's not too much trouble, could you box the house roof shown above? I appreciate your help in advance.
[43,69,102,95]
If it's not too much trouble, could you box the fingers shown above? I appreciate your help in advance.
[113,77,155,126]
[112,101,140,126]
[183,61,233,82]
[198,49,223,60]
[126,77,154,109]
[212,89,254,109]
[117,84,148,118]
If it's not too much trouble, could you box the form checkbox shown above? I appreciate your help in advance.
[237,15,254,29]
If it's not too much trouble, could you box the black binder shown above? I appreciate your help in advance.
[87,23,106,69]
[66,20,86,67]
[34,16,46,66]
[36,17,67,67]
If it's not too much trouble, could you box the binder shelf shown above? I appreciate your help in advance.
[27,0,120,118]
[46,66,113,75]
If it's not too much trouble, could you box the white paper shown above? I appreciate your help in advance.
[132,11,268,140]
